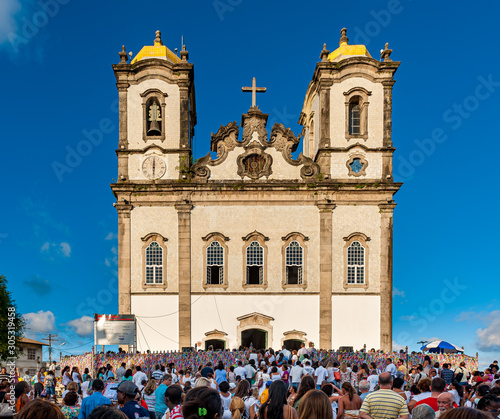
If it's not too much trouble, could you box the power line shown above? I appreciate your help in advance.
[136,321,150,352]
[136,317,178,344]
[43,334,59,364]
[135,296,202,318]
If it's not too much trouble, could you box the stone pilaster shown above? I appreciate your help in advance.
[319,81,331,149]
[116,203,133,315]
[117,82,129,181]
[382,80,395,148]
[379,202,396,352]
[317,201,335,349]
[175,201,193,350]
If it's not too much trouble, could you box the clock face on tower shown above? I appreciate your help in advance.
[142,156,166,180]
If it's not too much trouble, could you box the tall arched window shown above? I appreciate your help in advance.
[349,99,361,135]
[285,241,303,284]
[347,241,365,284]
[344,88,371,139]
[145,241,163,284]
[246,241,264,285]
[206,241,224,285]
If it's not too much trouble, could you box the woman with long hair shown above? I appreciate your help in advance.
[229,397,245,419]
[259,380,297,419]
[337,382,362,419]
[142,379,157,418]
[293,375,315,410]
[216,362,227,386]
[234,379,257,419]
[34,367,46,398]
[358,364,369,381]
[297,389,333,419]
[339,363,351,386]
[61,366,72,389]
[122,369,133,381]
[423,356,432,375]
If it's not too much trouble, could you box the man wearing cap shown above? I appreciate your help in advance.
[78,379,111,419]
[116,381,150,419]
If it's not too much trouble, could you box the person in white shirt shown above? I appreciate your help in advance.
[280,346,291,362]
[297,343,308,358]
[132,366,148,388]
[81,376,91,398]
[303,361,314,376]
[234,361,247,380]
[384,358,397,377]
[367,370,379,392]
[315,364,329,389]
[116,363,126,382]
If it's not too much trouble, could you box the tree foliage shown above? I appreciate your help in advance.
[0,275,25,361]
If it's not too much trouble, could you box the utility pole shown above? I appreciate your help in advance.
[43,334,59,364]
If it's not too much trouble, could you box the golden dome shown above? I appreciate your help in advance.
[327,28,371,62]
[131,30,181,65]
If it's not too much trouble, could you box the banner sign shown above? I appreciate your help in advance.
[94,314,135,345]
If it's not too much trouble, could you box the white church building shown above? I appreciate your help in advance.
[111,28,401,352]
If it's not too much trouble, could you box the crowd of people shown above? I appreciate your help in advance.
[1,347,498,419]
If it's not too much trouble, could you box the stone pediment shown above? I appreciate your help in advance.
[236,312,274,329]
[204,329,228,337]
[192,107,320,181]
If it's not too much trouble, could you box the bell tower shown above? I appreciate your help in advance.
[111,31,196,323]
[112,30,196,183]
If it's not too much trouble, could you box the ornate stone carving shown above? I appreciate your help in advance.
[270,123,320,180]
[241,108,269,147]
[192,121,240,180]
[236,148,273,179]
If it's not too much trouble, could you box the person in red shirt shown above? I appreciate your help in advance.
[165,384,183,419]
[415,378,446,411]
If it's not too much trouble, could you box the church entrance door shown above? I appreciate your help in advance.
[241,329,267,349]
[283,339,304,351]
[205,339,225,351]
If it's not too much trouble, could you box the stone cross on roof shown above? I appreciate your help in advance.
[242,77,266,108]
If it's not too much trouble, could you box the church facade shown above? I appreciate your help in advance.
[111,29,401,352]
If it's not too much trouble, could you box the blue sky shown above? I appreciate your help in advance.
[1,0,499,365]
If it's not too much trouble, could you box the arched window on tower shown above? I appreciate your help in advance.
[347,241,365,284]
[145,241,163,284]
[246,241,264,285]
[146,97,162,136]
[206,241,224,285]
[349,99,361,135]
[309,120,315,159]
[285,241,303,285]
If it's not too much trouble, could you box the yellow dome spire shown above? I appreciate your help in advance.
[327,27,371,62]
[131,30,181,64]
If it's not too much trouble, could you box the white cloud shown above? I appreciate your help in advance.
[60,242,71,257]
[65,316,93,337]
[105,233,118,240]
[393,288,406,298]
[476,312,500,352]
[392,341,406,351]
[40,241,71,257]
[23,310,55,333]
[0,0,21,44]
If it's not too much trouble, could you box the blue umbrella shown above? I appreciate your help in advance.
[420,340,464,354]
